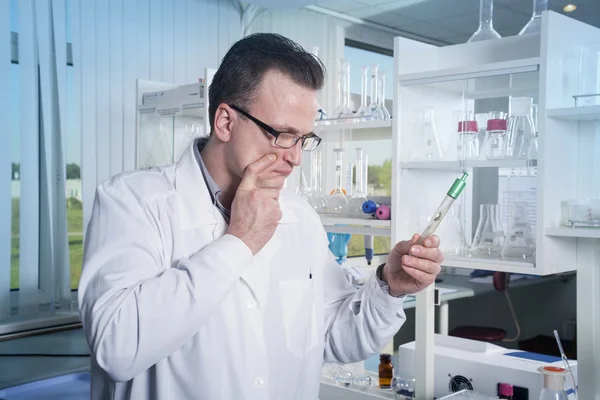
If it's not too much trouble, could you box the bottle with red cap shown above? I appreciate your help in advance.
[480,111,508,159]
[498,382,514,399]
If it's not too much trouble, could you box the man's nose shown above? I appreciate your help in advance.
[283,141,303,167]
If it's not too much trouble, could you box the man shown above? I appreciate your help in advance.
[78,33,443,399]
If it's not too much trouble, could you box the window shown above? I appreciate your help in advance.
[344,44,394,258]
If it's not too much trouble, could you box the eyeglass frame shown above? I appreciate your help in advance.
[228,104,322,151]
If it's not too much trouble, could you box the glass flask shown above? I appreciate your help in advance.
[507,97,536,159]
[345,148,369,216]
[352,375,372,391]
[537,366,569,400]
[470,204,487,255]
[449,116,480,161]
[333,369,354,387]
[311,46,328,124]
[392,376,416,399]
[502,203,535,260]
[442,203,469,257]
[468,0,501,43]
[355,66,371,119]
[327,148,348,214]
[368,64,385,120]
[378,70,391,120]
[481,114,508,159]
[519,0,547,36]
[308,150,327,212]
[472,204,503,257]
[408,106,443,160]
[527,103,539,160]
[333,59,354,121]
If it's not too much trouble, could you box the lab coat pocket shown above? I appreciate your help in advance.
[279,280,319,360]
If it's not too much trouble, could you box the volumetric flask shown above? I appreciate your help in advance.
[355,66,371,119]
[345,148,369,216]
[368,64,385,120]
[408,106,443,160]
[378,70,391,120]
[327,149,348,214]
[501,202,535,260]
[308,150,327,212]
[507,97,535,159]
[333,59,354,121]
[468,0,501,43]
[519,0,547,36]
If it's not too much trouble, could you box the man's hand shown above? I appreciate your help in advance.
[226,154,281,255]
[382,234,443,297]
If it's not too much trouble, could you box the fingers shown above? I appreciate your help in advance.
[402,254,441,275]
[409,243,444,263]
[261,188,280,201]
[402,264,437,287]
[239,154,277,190]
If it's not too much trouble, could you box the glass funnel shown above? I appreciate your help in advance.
[378,70,391,120]
[501,202,535,260]
[408,106,442,161]
[327,148,348,214]
[507,97,535,159]
[519,0,547,36]
[368,64,385,120]
[308,150,327,212]
[333,59,354,121]
[468,0,501,43]
[355,66,371,119]
[345,148,369,217]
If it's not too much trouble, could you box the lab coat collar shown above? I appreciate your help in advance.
[175,142,298,230]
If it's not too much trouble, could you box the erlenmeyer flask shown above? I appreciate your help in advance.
[408,107,442,160]
[481,115,508,159]
[378,71,391,120]
[537,366,569,400]
[473,204,502,257]
[333,59,354,121]
[355,66,371,119]
[519,0,547,36]
[507,97,536,159]
[308,150,327,212]
[527,104,539,160]
[327,149,348,214]
[368,64,385,120]
[345,148,369,217]
[494,204,505,248]
[501,203,535,260]
[470,204,487,256]
[468,0,501,43]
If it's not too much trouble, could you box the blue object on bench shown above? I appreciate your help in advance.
[0,372,90,400]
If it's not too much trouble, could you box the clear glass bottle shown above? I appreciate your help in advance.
[355,66,371,119]
[327,148,348,214]
[519,0,547,36]
[481,116,508,159]
[502,202,535,260]
[408,106,443,160]
[527,103,539,160]
[333,59,354,121]
[507,97,536,159]
[308,150,327,212]
[537,366,569,400]
[368,64,385,120]
[472,204,503,257]
[378,70,391,120]
[468,0,501,43]
[379,354,394,389]
[456,120,480,160]
[345,148,369,216]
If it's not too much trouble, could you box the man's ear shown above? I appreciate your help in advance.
[213,104,234,142]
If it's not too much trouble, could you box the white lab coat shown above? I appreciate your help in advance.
[78,142,407,400]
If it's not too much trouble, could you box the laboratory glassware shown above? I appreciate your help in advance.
[468,0,501,43]
[408,106,443,161]
[537,366,569,400]
[507,97,536,159]
[392,376,416,399]
[379,354,394,388]
[527,103,539,160]
[368,64,385,120]
[443,203,469,257]
[333,369,354,387]
[308,150,327,212]
[415,172,469,246]
[327,148,348,213]
[519,0,547,36]
[472,204,503,257]
[355,66,371,119]
[345,148,369,216]
[553,330,578,399]
[333,59,354,120]
[481,114,508,159]
[378,70,391,120]
[450,113,480,161]
[352,375,372,391]
[470,204,487,254]
[501,203,535,260]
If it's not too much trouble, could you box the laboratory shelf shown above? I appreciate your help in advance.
[320,215,391,236]
[399,159,537,170]
[442,255,536,274]
[314,119,392,132]
[545,227,600,239]
[546,105,600,121]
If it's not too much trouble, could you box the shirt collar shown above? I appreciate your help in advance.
[193,138,231,220]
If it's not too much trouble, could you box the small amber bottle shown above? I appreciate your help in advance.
[378,353,394,388]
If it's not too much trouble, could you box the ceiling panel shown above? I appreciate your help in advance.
[316,0,366,12]
[367,11,425,27]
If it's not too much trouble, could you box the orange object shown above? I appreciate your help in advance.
[378,354,393,389]
[329,189,347,195]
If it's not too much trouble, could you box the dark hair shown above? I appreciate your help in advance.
[208,33,326,133]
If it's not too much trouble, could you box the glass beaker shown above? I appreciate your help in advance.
[468,0,501,43]
[378,70,391,120]
[537,366,569,400]
[408,106,443,161]
[481,115,508,159]
[519,0,547,36]
[368,64,385,120]
[309,150,327,212]
[333,59,354,121]
[345,148,369,216]
[507,97,536,159]
[327,148,349,214]
[501,203,535,260]
[356,66,371,119]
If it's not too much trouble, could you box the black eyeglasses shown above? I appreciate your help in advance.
[229,104,322,151]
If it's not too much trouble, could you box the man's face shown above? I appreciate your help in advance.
[225,70,319,190]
